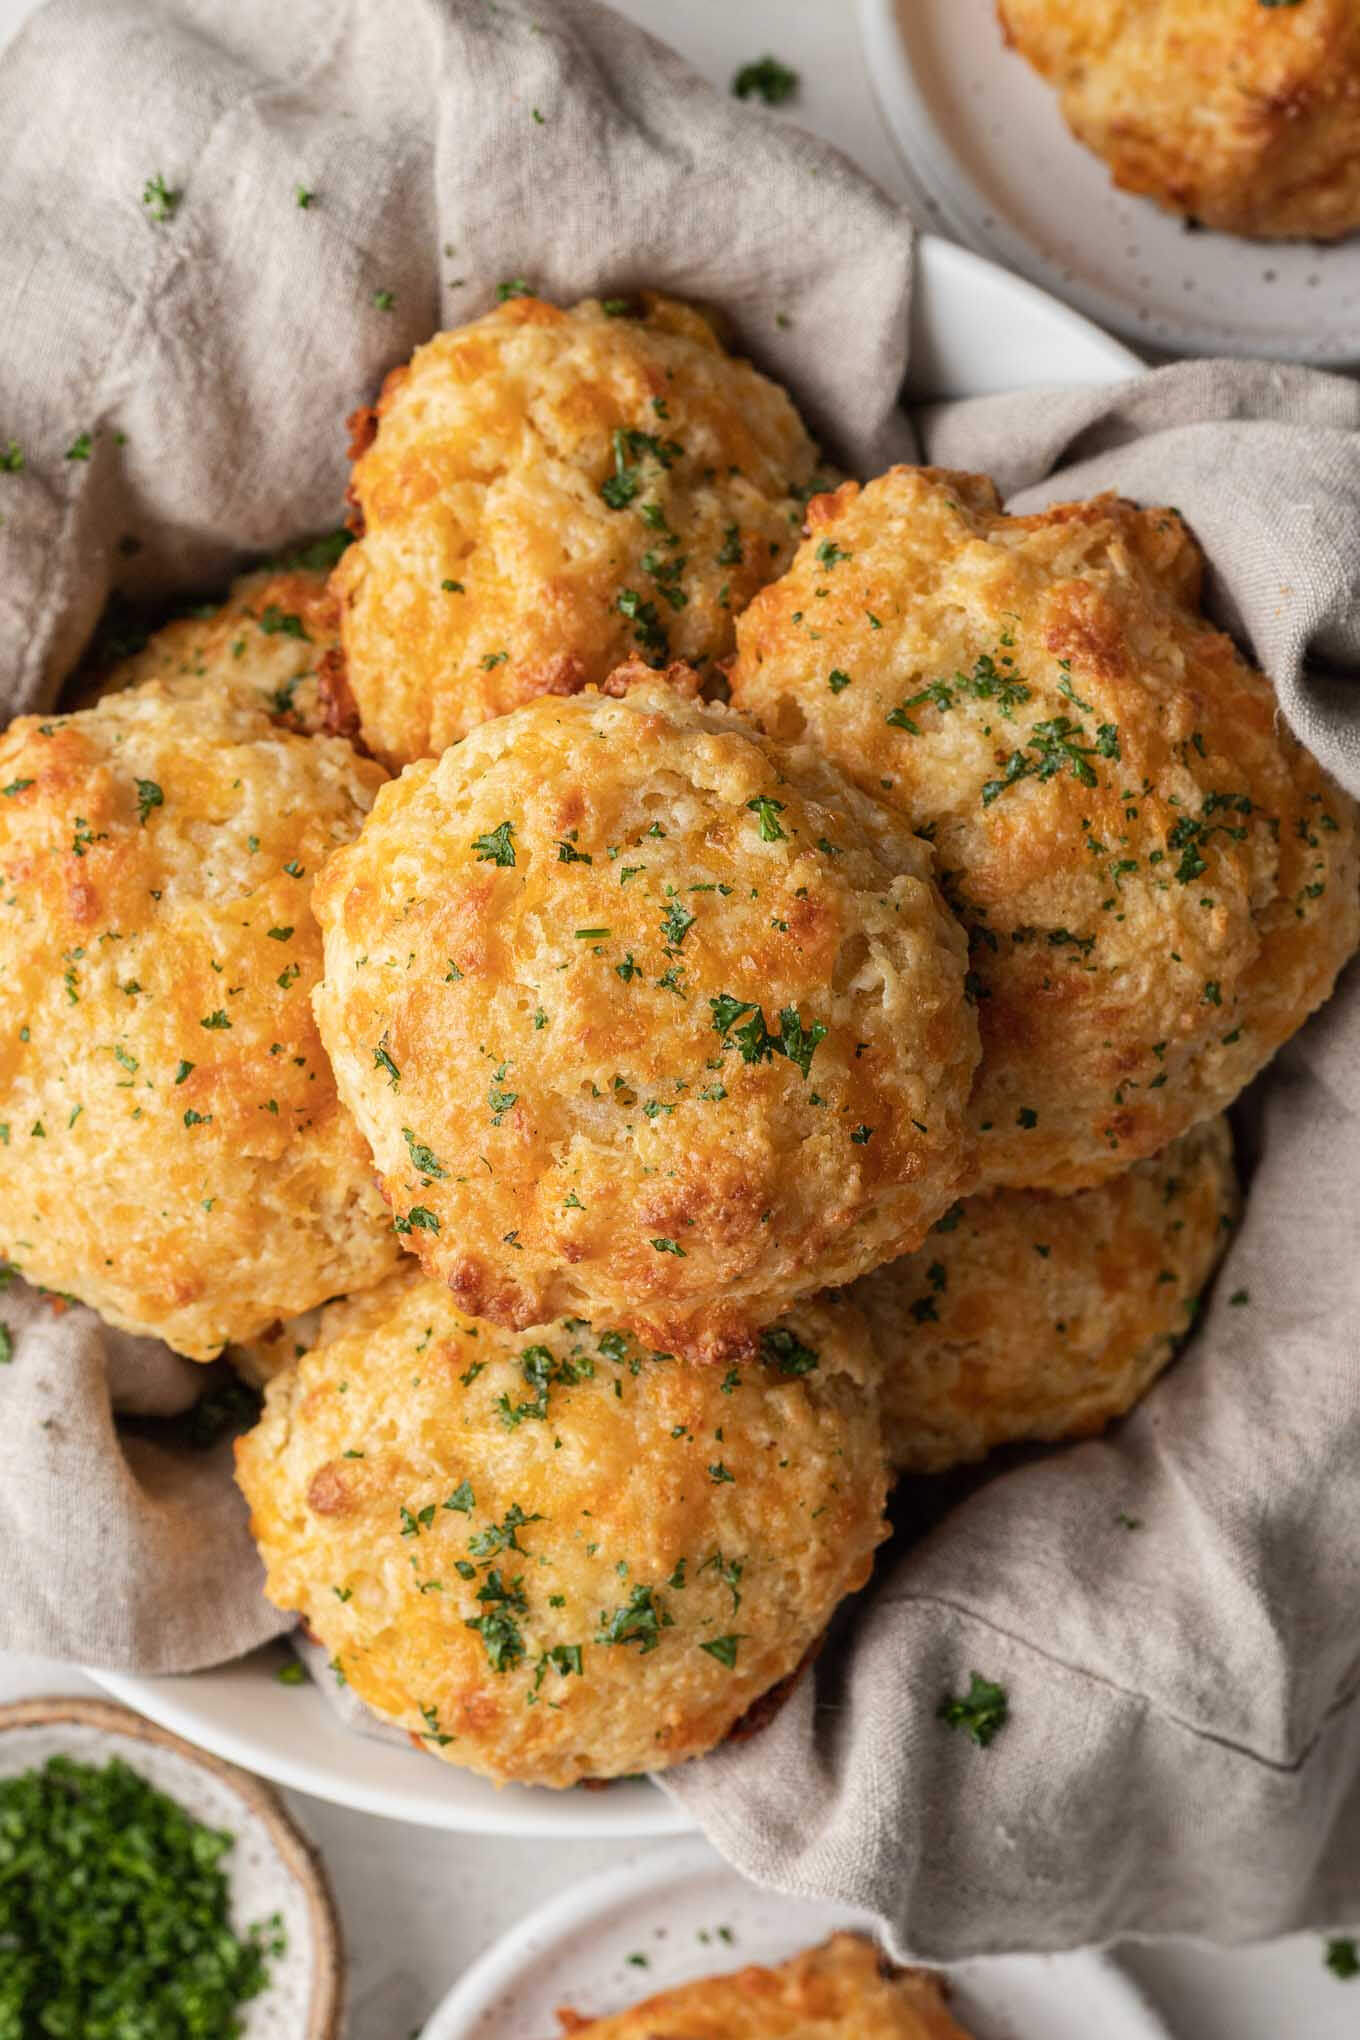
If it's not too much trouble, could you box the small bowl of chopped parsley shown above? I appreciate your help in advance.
[0,1695,343,2037]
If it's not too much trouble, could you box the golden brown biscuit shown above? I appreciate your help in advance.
[729,468,1360,1191]
[333,293,831,767]
[235,1267,888,1788]
[554,1934,973,2039]
[311,680,978,1363]
[0,680,398,1358]
[80,567,352,736]
[857,1115,1238,1473]
[999,0,1360,241]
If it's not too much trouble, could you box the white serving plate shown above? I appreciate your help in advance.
[89,237,1133,1838]
[861,0,1360,363]
[420,1836,1173,2039]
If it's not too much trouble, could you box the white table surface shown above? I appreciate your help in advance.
[1,0,1357,2033]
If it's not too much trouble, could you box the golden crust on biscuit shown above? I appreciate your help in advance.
[235,1268,888,1788]
[311,681,978,1362]
[555,1934,973,2039]
[999,0,1360,241]
[730,468,1360,1191]
[856,1115,1238,1472]
[0,680,398,1358]
[80,567,351,736]
[333,293,831,766]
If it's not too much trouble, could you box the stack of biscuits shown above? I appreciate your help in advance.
[2,293,1354,1787]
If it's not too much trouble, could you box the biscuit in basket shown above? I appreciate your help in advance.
[333,292,831,766]
[0,680,398,1357]
[998,0,1360,242]
[856,1115,1238,1472]
[729,467,1360,1191]
[554,1932,973,2038]
[80,565,349,736]
[311,679,978,1362]
[235,1267,888,1788]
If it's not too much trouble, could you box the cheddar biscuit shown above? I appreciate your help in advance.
[333,293,830,766]
[730,468,1360,1190]
[856,1116,1238,1472]
[83,565,348,735]
[235,1268,888,1787]
[554,1933,974,2039]
[312,680,978,1362]
[0,680,397,1357]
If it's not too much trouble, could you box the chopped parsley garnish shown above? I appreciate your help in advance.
[199,1010,231,1031]
[717,525,743,566]
[937,1671,1008,1747]
[296,185,314,208]
[472,819,516,866]
[372,288,395,311]
[660,899,695,947]
[650,1237,687,1256]
[827,669,852,693]
[393,1206,439,1234]
[616,587,668,662]
[709,995,826,1078]
[496,277,533,301]
[2,780,33,797]
[981,716,1120,805]
[402,1128,447,1178]
[601,427,683,510]
[0,1755,282,2033]
[596,1584,673,1653]
[141,173,179,221]
[258,604,308,640]
[465,1571,528,1672]
[732,54,800,103]
[64,432,93,463]
[1325,1937,1360,1980]
[887,651,1032,734]
[0,442,24,473]
[746,795,787,841]
[759,1325,818,1376]
[699,1635,744,1669]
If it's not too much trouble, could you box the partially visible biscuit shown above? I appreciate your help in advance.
[999,0,1360,241]
[80,566,349,736]
[553,1934,972,2038]
[0,680,398,1357]
[333,293,831,766]
[730,467,1360,1190]
[235,1270,888,1788]
[856,1115,1238,1472]
[311,680,978,1362]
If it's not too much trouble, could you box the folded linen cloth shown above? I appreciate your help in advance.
[2,0,1360,1960]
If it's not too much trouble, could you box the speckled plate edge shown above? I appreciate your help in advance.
[0,1695,345,2040]
[858,0,1360,364]
[420,1836,1175,2040]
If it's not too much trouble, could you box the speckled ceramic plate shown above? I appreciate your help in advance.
[0,1696,343,2038]
[420,1836,1173,2039]
[859,0,1360,362]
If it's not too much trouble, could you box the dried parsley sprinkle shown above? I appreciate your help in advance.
[1325,1937,1360,1979]
[0,1754,281,2035]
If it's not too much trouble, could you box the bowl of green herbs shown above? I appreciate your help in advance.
[0,1695,342,2038]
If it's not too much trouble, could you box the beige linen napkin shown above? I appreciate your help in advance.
[3,0,1360,1959]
